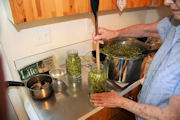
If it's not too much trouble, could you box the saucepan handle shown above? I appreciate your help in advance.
[6,81,25,87]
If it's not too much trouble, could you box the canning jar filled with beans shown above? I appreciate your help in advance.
[66,49,81,79]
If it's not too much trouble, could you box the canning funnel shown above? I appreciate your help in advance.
[90,0,100,70]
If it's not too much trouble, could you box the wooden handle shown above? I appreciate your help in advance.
[96,40,100,70]
[95,17,100,71]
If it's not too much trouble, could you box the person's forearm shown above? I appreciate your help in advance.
[118,97,176,120]
[115,22,159,38]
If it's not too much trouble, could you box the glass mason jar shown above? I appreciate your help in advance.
[88,64,108,94]
[49,68,66,92]
[66,49,81,79]
[68,78,82,97]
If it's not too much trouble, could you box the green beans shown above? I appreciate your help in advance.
[88,67,107,94]
[101,44,146,58]
[66,50,81,79]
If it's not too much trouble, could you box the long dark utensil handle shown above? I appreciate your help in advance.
[142,49,158,54]
[90,0,99,35]
[90,0,99,17]
[6,81,25,87]
[90,0,100,70]
[95,17,98,35]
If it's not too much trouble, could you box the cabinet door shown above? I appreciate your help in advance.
[126,0,152,8]
[153,0,165,6]
[98,0,153,12]
[9,0,90,23]
[99,0,117,11]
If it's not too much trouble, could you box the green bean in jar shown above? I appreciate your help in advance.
[88,67,107,94]
[66,50,81,79]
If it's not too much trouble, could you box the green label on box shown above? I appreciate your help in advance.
[18,56,55,80]
[18,63,39,80]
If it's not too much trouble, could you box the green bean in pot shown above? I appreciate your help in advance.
[101,44,146,59]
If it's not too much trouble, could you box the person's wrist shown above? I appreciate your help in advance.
[117,96,127,108]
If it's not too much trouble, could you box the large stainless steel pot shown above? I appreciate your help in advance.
[102,37,149,83]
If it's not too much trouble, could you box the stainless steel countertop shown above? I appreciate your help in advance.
[26,66,122,120]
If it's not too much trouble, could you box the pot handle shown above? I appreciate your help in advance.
[6,81,25,87]
[142,49,158,54]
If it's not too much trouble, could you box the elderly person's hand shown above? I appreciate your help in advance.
[90,90,124,108]
[92,27,118,44]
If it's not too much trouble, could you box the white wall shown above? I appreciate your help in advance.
[144,7,171,23]
[0,0,171,119]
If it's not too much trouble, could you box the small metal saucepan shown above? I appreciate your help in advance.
[6,74,53,100]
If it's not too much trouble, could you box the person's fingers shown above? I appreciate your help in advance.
[90,93,103,98]
[92,100,115,108]
[90,100,105,107]
[98,27,106,33]
[93,102,104,107]
[92,32,96,39]
[90,99,103,104]
[93,40,104,44]
[106,89,117,95]
[92,28,104,40]
[90,96,102,101]
[94,35,105,44]
[92,27,108,44]
[107,89,112,92]
[94,35,103,41]
[93,34,104,44]
[110,90,116,93]
[99,40,104,44]
[90,93,108,101]
[90,96,104,104]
